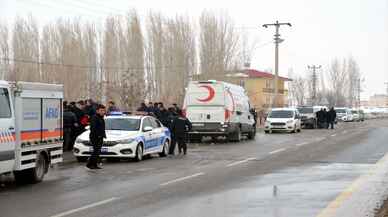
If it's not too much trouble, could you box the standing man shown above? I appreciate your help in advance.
[322,108,328,129]
[167,107,178,155]
[327,107,337,129]
[86,104,107,170]
[171,110,192,155]
[63,103,78,151]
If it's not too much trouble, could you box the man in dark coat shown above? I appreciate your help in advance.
[171,111,192,155]
[322,108,328,129]
[158,104,171,127]
[86,104,107,170]
[327,107,337,129]
[70,101,87,145]
[167,107,178,155]
[63,104,78,151]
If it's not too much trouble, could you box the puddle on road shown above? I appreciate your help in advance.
[147,163,371,217]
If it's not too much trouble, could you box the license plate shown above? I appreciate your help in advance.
[89,147,108,153]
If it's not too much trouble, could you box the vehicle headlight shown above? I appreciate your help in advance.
[117,139,135,144]
[287,120,293,124]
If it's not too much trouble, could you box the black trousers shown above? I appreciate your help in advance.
[176,135,187,154]
[63,128,72,151]
[329,121,335,129]
[169,134,176,155]
[87,138,103,168]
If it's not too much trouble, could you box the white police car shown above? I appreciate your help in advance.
[73,113,171,162]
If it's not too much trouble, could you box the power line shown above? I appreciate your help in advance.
[1,57,188,71]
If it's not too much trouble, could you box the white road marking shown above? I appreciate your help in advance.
[269,148,287,155]
[331,134,337,137]
[160,172,205,186]
[295,142,308,147]
[226,157,256,167]
[50,197,118,217]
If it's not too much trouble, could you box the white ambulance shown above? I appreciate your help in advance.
[183,80,256,142]
[0,81,63,183]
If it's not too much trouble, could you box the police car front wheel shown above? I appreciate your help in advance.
[134,144,144,162]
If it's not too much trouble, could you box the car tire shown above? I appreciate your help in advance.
[247,128,256,140]
[228,127,242,142]
[14,153,47,184]
[159,140,169,157]
[292,125,297,133]
[134,144,143,162]
[76,156,88,163]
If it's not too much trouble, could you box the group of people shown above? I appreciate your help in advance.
[316,107,337,129]
[136,102,192,156]
[63,99,119,152]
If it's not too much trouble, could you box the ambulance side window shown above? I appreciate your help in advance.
[0,88,11,118]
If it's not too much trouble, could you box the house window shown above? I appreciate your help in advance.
[265,80,274,89]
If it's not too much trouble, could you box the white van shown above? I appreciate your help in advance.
[265,108,302,133]
[183,80,256,142]
[335,107,353,122]
[0,81,63,183]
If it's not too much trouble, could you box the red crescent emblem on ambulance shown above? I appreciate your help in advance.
[197,85,215,102]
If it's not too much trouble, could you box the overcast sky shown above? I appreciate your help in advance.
[1,0,387,98]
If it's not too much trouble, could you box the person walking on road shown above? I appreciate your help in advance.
[86,104,107,170]
[327,107,337,129]
[167,108,178,155]
[171,110,192,155]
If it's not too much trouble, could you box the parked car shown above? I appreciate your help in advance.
[183,80,256,142]
[265,108,302,133]
[335,107,353,122]
[73,114,171,162]
[297,106,327,129]
[351,109,360,121]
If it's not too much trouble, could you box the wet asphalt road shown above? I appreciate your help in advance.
[1,119,388,217]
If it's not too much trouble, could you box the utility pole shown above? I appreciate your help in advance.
[262,21,292,108]
[308,65,321,105]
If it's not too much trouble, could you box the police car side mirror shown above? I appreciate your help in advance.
[143,126,153,132]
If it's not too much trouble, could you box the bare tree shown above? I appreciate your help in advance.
[346,56,361,107]
[326,58,348,106]
[146,12,165,101]
[290,75,307,106]
[12,16,40,81]
[199,11,240,79]
[0,22,9,80]
[119,10,146,109]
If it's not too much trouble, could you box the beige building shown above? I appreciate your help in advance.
[368,94,388,107]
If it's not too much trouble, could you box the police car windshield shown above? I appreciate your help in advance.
[105,118,140,131]
[269,110,294,118]
[297,107,313,114]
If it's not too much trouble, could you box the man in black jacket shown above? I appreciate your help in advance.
[327,107,337,129]
[63,104,78,151]
[86,104,107,170]
[171,111,192,155]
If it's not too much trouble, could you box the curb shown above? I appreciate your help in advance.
[316,152,388,217]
